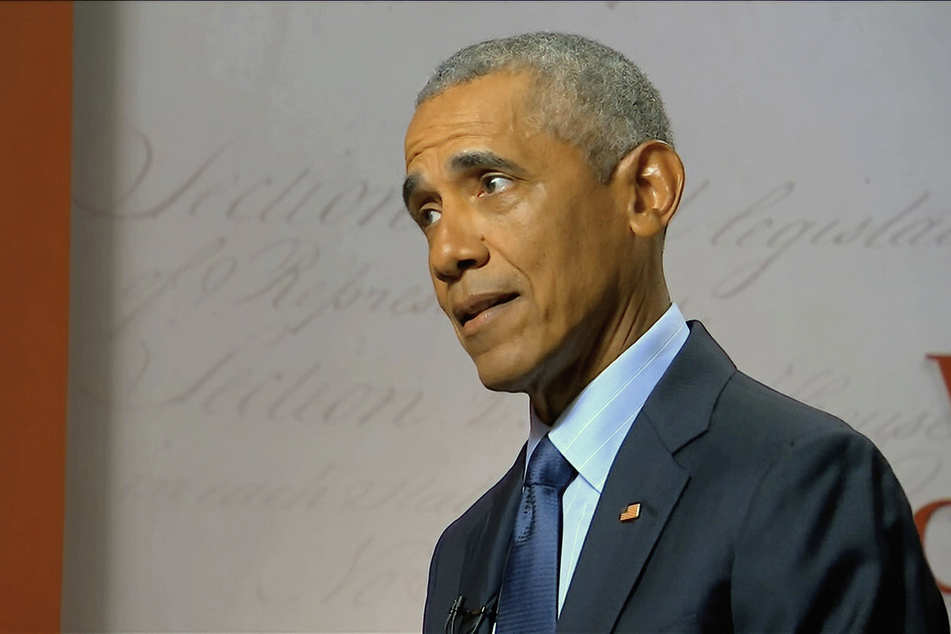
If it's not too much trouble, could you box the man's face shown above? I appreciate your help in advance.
[403,72,643,404]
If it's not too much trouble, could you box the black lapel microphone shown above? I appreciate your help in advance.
[445,594,498,634]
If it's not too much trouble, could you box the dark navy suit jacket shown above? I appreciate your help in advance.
[423,322,948,633]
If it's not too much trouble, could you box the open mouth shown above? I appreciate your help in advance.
[455,292,519,328]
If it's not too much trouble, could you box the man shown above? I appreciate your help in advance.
[402,32,948,633]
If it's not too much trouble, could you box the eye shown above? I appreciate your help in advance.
[418,208,442,229]
[480,174,513,196]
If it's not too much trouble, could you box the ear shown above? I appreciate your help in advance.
[612,140,685,238]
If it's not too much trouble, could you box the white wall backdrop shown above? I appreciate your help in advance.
[64,2,951,631]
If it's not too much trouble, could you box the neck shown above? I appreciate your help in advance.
[530,288,671,425]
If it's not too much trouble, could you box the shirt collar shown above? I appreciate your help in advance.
[527,304,689,492]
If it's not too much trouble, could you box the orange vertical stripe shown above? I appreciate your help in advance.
[0,2,73,632]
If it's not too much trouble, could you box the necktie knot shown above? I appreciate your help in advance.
[526,436,576,490]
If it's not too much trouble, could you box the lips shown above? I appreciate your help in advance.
[453,291,519,329]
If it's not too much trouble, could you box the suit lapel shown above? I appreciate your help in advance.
[556,414,689,632]
[452,447,524,629]
[557,322,736,632]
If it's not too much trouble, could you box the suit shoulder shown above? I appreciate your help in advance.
[719,375,948,631]
[675,370,886,492]
[714,370,865,448]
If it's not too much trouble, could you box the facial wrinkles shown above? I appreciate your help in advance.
[407,96,518,163]
[406,124,487,169]
[408,80,531,165]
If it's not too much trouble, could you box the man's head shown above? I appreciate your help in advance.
[403,33,684,422]
[417,32,674,183]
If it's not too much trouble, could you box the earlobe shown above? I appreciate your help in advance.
[614,140,685,238]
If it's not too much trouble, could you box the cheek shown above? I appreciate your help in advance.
[535,236,625,335]
[510,237,593,328]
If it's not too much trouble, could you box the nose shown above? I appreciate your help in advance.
[429,204,489,283]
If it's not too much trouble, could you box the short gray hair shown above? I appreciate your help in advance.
[417,32,674,182]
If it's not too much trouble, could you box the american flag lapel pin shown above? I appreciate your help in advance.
[619,502,641,522]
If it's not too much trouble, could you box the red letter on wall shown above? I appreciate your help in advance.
[928,355,951,402]
[914,499,951,594]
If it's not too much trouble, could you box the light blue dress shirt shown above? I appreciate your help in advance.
[525,303,689,612]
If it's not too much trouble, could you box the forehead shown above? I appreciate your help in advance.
[404,72,536,169]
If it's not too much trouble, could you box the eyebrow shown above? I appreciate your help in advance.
[449,150,525,175]
[402,173,421,210]
[402,150,527,210]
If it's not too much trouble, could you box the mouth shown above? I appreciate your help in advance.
[453,292,520,330]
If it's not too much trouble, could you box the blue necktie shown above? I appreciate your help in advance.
[496,436,577,633]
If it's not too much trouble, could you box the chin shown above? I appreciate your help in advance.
[471,351,538,395]
[476,371,524,394]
